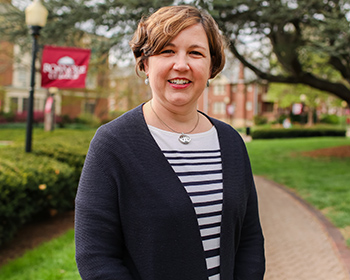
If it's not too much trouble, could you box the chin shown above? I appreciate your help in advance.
[167,97,192,107]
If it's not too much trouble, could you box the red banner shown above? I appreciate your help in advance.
[41,46,91,88]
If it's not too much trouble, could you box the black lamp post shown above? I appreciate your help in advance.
[24,0,48,152]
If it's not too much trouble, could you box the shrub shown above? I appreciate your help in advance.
[34,143,87,182]
[0,128,95,246]
[1,111,63,126]
[277,114,288,124]
[74,113,101,128]
[254,115,268,125]
[290,113,308,124]
[0,112,16,123]
[319,114,340,125]
[0,148,76,246]
[251,127,346,139]
[56,114,73,128]
[14,111,45,123]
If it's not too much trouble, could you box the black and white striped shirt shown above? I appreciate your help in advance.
[149,125,222,280]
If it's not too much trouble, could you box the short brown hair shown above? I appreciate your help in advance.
[129,5,226,79]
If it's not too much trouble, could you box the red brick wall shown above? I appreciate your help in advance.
[60,94,109,120]
[61,95,83,119]
[95,98,108,120]
[0,41,13,86]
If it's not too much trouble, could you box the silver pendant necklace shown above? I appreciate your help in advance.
[150,101,200,144]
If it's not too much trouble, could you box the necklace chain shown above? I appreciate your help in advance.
[150,101,200,134]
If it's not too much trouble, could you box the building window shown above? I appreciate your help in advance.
[86,75,96,89]
[84,101,96,115]
[262,102,274,113]
[246,101,253,111]
[10,97,18,113]
[213,102,226,114]
[231,85,237,93]
[214,84,225,96]
[21,97,43,112]
[18,67,27,87]
[22,98,28,112]
[34,98,42,111]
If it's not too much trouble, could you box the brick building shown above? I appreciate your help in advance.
[198,61,274,128]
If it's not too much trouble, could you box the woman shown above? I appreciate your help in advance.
[75,5,265,280]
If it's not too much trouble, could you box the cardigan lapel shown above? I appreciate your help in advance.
[211,118,248,279]
[127,105,209,278]
[131,104,199,214]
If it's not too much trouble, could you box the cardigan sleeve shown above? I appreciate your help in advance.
[234,179,266,279]
[75,145,134,280]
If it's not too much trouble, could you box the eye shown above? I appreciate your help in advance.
[190,51,204,56]
[160,49,174,54]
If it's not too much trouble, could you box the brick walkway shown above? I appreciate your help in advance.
[255,176,350,280]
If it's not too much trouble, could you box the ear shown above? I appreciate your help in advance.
[143,57,149,75]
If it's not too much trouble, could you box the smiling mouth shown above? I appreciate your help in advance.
[169,79,191,85]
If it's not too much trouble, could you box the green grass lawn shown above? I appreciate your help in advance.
[0,230,80,280]
[0,126,96,145]
[246,137,350,229]
[0,129,349,279]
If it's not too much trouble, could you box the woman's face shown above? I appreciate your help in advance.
[144,23,212,112]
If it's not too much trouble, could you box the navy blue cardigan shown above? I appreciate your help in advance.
[75,104,265,280]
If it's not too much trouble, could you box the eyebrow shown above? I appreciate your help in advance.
[165,43,207,50]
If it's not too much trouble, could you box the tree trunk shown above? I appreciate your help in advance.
[307,107,314,126]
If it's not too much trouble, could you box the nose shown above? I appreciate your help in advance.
[173,54,190,71]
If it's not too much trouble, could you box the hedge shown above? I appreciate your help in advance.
[34,144,87,182]
[0,129,94,247]
[251,127,346,139]
[0,148,77,246]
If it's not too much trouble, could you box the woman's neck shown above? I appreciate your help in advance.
[143,100,212,134]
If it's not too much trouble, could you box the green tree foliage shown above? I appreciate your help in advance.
[204,0,350,104]
[267,82,345,125]
[2,0,350,104]
[0,0,172,62]
[268,83,329,109]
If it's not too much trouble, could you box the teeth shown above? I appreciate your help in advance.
[169,79,190,85]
